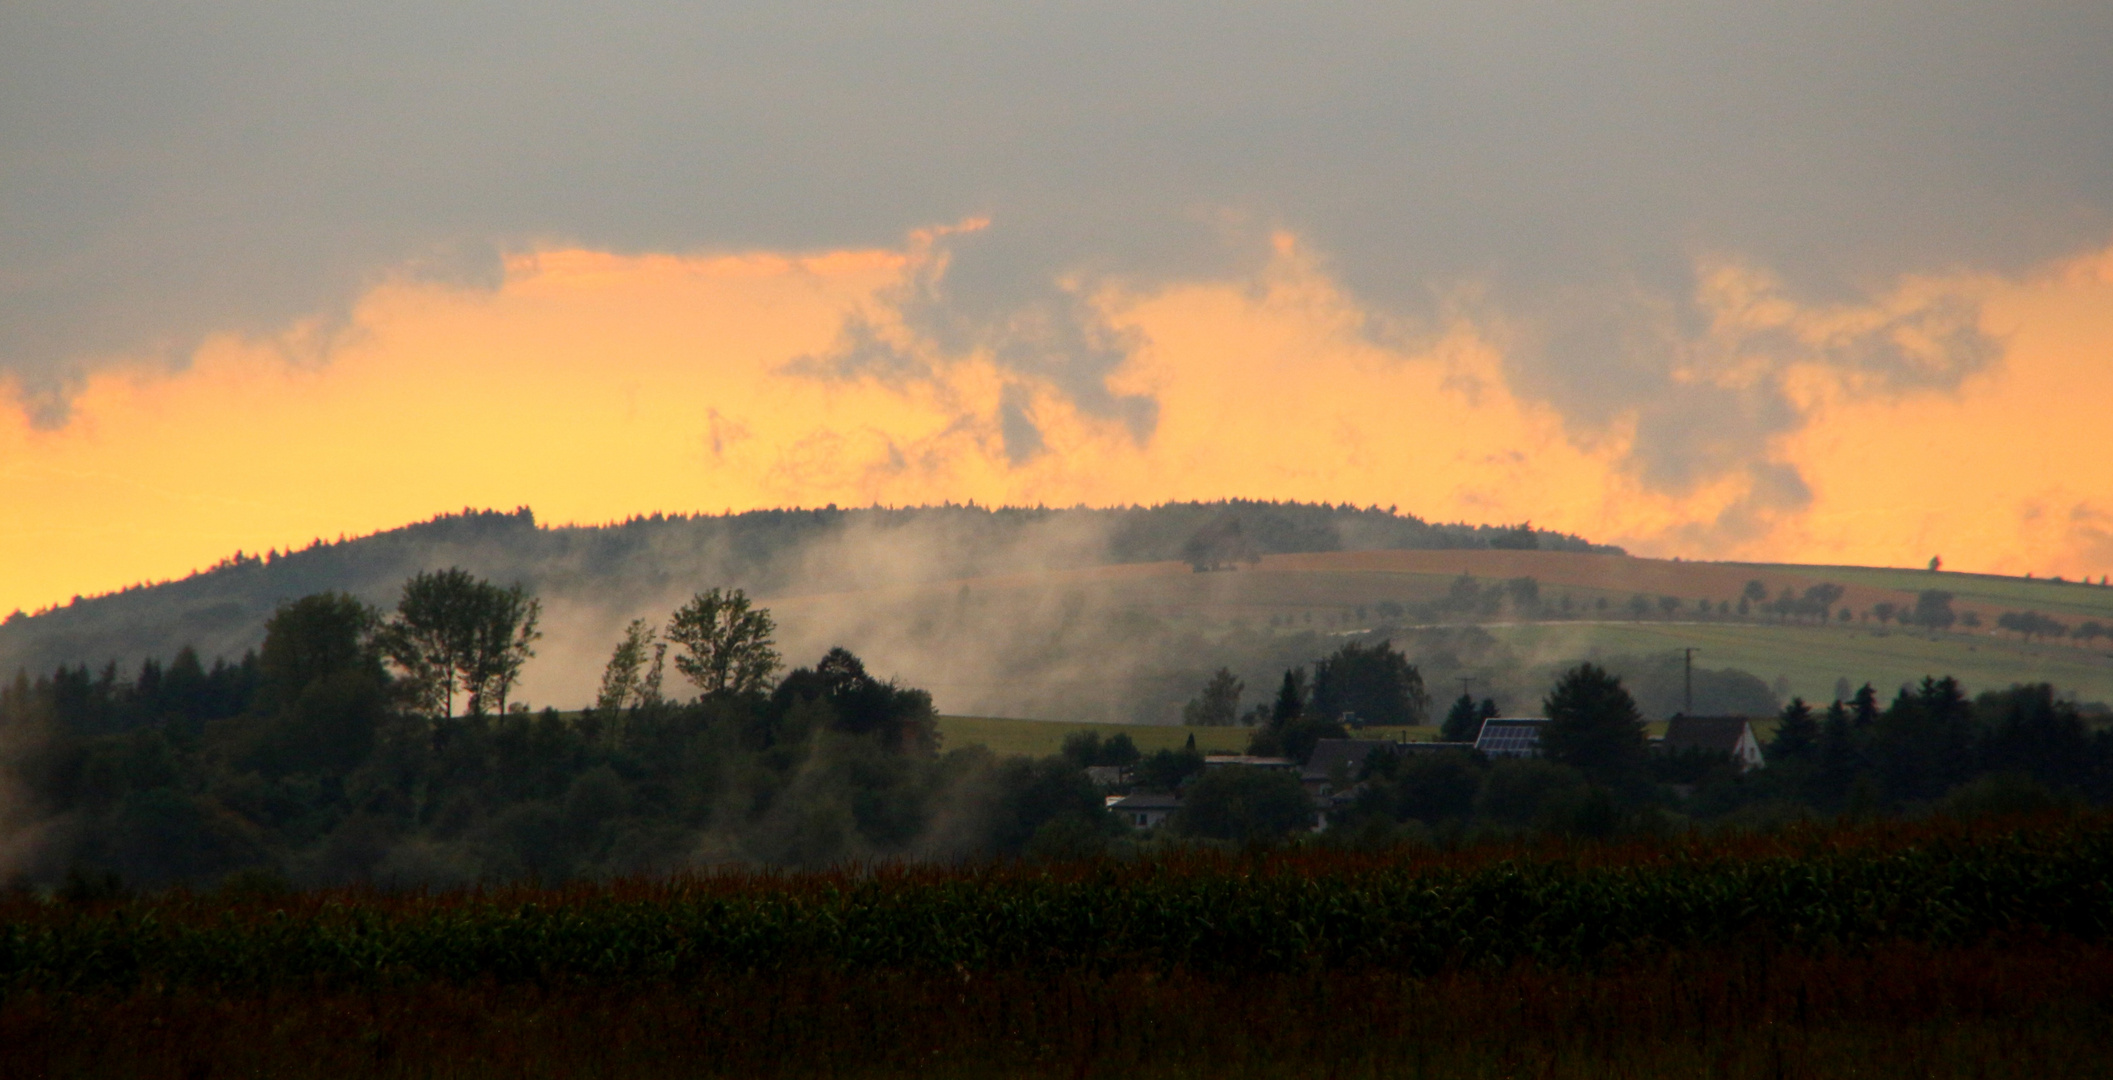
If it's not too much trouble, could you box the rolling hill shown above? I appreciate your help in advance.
[777,547,2113,725]
[5,505,2109,726]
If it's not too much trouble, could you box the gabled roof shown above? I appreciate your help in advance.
[1661,716,1753,754]
[1109,792,1183,810]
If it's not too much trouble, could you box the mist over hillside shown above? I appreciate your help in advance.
[1,502,1611,718]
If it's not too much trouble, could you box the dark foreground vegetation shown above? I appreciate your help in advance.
[4,813,2111,1078]
[7,561,2113,888]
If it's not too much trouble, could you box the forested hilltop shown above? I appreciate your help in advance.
[0,502,1608,686]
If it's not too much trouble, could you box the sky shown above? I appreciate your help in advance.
[3,2,2112,616]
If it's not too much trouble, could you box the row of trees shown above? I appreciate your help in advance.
[1,648,258,738]
[1381,574,2086,642]
[1995,610,2111,645]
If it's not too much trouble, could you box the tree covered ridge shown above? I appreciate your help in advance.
[0,501,1612,679]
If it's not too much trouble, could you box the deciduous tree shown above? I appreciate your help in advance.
[666,588,782,698]
[596,618,666,715]
[1182,667,1244,727]
[380,569,539,718]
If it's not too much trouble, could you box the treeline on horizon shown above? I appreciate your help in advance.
[3,563,2112,893]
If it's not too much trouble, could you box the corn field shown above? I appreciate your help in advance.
[5,813,2112,1078]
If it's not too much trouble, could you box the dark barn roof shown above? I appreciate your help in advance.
[1661,716,1753,755]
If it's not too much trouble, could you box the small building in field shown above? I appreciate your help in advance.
[1108,791,1182,829]
[1659,716,1766,771]
[1473,718,1550,759]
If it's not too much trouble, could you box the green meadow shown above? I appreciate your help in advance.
[1482,617,2113,708]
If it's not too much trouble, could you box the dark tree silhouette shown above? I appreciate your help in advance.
[1540,663,1646,787]
[1771,697,1819,761]
[1308,641,1428,727]
[1182,667,1244,726]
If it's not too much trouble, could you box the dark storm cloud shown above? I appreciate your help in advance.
[3,2,2108,506]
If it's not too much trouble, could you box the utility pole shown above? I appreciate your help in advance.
[1681,648,1700,716]
[1458,676,1476,701]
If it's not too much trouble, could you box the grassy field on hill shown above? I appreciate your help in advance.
[1481,617,2113,708]
[1751,562,2113,620]
[842,549,2113,726]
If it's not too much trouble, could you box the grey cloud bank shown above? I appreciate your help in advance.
[3,2,2108,502]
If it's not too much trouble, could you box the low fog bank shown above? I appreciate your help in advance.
[0,502,1610,716]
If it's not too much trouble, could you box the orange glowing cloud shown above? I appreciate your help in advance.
[5,231,2112,617]
[1775,246,2113,577]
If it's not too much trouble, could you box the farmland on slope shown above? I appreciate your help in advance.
[781,549,2113,726]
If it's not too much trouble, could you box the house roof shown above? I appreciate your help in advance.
[1302,739,1397,781]
[1110,792,1183,810]
[1474,718,1547,757]
[1661,716,1754,755]
[1202,755,1298,769]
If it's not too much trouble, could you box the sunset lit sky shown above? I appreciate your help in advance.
[4,4,2111,616]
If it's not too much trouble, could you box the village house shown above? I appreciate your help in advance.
[1301,739,1396,796]
[1107,791,1182,829]
[1658,716,1767,771]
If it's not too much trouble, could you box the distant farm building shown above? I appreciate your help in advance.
[1659,716,1766,771]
